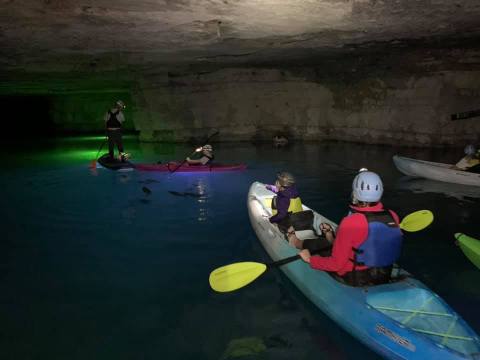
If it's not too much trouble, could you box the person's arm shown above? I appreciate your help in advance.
[104,112,109,123]
[117,112,125,123]
[265,184,278,193]
[198,156,210,165]
[301,215,368,272]
[185,157,203,165]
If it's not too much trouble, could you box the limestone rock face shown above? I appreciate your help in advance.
[1,1,480,145]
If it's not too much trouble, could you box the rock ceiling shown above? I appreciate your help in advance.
[1,0,480,75]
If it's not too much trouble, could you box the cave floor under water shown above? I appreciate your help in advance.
[0,136,479,360]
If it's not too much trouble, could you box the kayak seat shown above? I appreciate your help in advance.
[277,210,323,242]
[277,210,316,233]
[328,265,410,287]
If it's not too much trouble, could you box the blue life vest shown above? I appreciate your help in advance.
[351,210,403,268]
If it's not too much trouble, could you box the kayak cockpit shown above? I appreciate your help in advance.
[366,287,480,356]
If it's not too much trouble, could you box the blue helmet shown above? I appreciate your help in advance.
[352,170,383,203]
[464,144,476,156]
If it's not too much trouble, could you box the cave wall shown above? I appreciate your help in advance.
[130,67,480,146]
[51,92,135,133]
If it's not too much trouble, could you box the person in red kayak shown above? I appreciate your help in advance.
[185,144,214,165]
[288,169,403,286]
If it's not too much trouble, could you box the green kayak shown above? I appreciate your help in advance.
[455,233,480,270]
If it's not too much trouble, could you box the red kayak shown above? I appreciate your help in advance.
[135,162,247,172]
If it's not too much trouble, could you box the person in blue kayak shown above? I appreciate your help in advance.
[186,144,214,165]
[453,144,480,173]
[104,100,128,162]
[289,169,403,286]
[265,172,303,231]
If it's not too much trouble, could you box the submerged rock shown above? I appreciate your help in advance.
[221,337,266,359]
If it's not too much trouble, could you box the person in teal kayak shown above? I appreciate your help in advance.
[104,100,128,162]
[288,169,403,286]
[453,144,480,173]
[186,144,214,165]
[265,172,303,232]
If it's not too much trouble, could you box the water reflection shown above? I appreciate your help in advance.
[396,176,480,201]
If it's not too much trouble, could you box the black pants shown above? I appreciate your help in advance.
[466,164,480,174]
[302,236,332,255]
[107,129,124,159]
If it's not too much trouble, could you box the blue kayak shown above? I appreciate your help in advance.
[247,182,480,359]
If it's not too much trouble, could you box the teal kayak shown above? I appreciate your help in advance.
[455,233,480,270]
[247,182,480,359]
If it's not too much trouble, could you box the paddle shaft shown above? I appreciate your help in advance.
[169,131,219,173]
[90,134,108,166]
[451,109,480,121]
[94,138,107,159]
[266,245,332,269]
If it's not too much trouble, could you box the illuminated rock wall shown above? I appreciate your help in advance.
[131,68,480,146]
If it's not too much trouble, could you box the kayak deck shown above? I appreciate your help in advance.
[367,287,479,355]
[135,162,247,172]
[97,154,135,171]
[455,233,480,270]
[393,155,480,186]
[248,181,480,359]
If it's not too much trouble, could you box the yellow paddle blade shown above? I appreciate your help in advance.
[400,210,434,232]
[209,262,267,293]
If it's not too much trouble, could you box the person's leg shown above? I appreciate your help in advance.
[107,131,115,160]
[115,131,125,161]
[302,236,332,255]
[287,227,303,249]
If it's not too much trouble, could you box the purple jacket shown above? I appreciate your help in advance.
[267,185,300,223]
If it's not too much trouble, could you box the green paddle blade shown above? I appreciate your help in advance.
[400,210,433,232]
[455,233,480,270]
[209,262,267,292]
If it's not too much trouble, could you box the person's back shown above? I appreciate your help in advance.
[267,172,303,230]
[295,169,403,286]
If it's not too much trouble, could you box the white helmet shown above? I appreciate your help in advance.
[464,144,476,156]
[202,144,213,152]
[352,169,383,203]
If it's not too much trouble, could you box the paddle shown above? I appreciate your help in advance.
[89,135,107,169]
[209,209,434,293]
[169,131,219,174]
[451,109,480,121]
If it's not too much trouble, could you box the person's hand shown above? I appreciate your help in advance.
[299,249,311,263]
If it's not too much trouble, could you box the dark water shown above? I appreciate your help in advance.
[1,137,479,360]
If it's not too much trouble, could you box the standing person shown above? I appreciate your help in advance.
[104,100,127,162]
[185,144,214,165]
[288,169,403,286]
[266,172,303,231]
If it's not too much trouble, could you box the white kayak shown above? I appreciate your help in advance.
[393,155,480,186]
[247,182,480,359]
